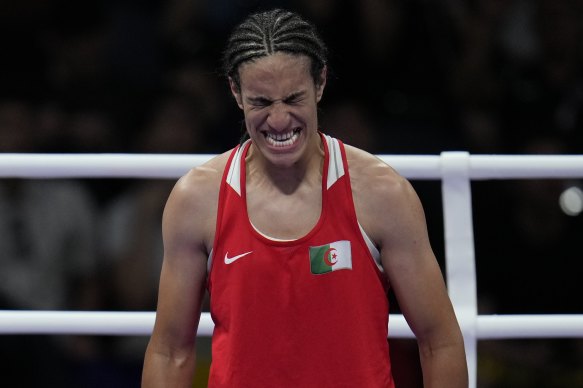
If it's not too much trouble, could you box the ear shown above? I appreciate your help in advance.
[315,66,327,103]
[229,77,244,109]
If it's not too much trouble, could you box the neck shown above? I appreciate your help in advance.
[246,132,324,194]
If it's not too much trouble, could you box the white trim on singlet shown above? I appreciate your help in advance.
[359,222,383,272]
[225,140,249,196]
[250,221,295,242]
[323,135,345,189]
[208,249,214,273]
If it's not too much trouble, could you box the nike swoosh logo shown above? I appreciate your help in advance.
[224,251,253,265]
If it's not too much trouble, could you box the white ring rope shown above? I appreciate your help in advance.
[1,152,582,388]
[0,153,582,179]
[0,311,582,338]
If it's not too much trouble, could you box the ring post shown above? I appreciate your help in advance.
[440,151,477,388]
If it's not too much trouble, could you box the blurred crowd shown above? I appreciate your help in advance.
[0,0,582,387]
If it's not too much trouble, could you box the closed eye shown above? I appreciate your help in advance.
[245,91,307,108]
[283,92,306,105]
[247,97,272,107]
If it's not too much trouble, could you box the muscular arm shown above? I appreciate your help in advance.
[382,178,467,387]
[348,147,468,388]
[142,164,221,387]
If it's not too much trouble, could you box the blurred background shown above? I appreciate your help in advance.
[0,0,582,386]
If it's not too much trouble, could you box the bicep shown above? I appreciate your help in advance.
[379,181,457,341]
[149,182,210,353]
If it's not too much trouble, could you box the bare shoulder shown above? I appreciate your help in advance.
[172,150,231,203]
[163,150,232,251]
[344,145,425,247]
[345,144,413,204]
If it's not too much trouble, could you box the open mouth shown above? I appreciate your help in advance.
[263,128,302,147]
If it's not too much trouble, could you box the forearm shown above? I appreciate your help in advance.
[142,346,196,388]
[418,339,468,388]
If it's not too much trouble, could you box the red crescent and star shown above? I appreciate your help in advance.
[323,247,338,266]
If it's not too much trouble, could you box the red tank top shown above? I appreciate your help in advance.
[207,134,395,387]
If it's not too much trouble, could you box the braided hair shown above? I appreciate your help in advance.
[223,9,328,92]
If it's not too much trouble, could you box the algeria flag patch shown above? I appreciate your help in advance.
[309,240,352,274]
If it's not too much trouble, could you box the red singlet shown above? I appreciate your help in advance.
[207,134,395,387]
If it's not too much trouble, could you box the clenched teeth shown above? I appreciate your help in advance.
[264,128,301,147]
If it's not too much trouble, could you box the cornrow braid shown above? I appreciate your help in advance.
[223,9,328,91]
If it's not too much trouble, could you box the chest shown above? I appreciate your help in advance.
[245,184,322,240]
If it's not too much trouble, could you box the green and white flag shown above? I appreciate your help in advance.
[309,240,352,274]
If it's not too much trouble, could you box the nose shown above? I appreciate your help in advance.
[266,101,291,130]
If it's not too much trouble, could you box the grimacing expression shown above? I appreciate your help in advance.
[230,53,326,168]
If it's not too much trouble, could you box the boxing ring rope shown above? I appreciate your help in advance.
[1,151,583,388]
[1,153,582,179]
[1,310,582,338]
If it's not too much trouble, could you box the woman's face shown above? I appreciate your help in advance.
[230,53,326,168]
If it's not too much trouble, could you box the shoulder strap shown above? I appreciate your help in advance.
[225,140,251,196]
[322,134,346,189]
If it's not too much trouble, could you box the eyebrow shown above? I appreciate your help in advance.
[246,91,307,104]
